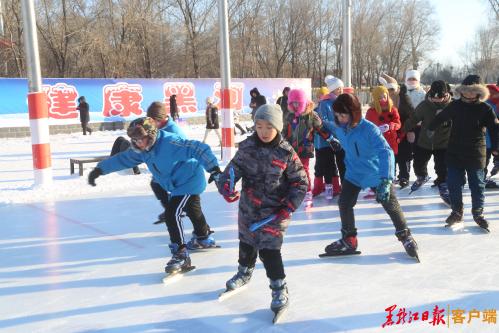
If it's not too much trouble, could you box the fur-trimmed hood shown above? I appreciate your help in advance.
[455,84,490,102]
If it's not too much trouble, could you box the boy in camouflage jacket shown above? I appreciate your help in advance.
[213,104,308,314]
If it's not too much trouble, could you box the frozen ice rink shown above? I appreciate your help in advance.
[1,125,499,332]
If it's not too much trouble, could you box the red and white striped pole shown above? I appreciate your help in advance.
[218,0,235,162]
[21,0,52,185]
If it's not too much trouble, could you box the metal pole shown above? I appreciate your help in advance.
[218,0,235,162]
[21,0,52,186]
[342,0,352,88]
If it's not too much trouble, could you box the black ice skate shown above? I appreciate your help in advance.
[437,182,451,207]
[409,175,430,194]
[485,178,499,189]
[445,210,464,230]
[186,231,220,251]
[269,279,289,324]
[219,265,254,301]
[163,245,194,283]
[396,229,420,262]
[399,178,409,189]
[472,209,490,233]
[320,236,361,257]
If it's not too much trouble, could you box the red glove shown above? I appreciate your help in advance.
[274,208,292,222]
[222,183,240,203]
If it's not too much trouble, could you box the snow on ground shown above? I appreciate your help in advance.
[1,122,499,333]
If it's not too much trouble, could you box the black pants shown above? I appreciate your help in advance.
[238,241,285,280]
[395,138,412,180]
[338,179,408,237]
[165,194,211,246]
[110,136,140,174]
[314,147,345,182]
[81,122,92,135]
[151,180,169,208]
[413,145,447,183]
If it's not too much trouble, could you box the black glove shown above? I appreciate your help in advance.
[208,166,222,184]
[327,136,342,152]
[88,167,103,186]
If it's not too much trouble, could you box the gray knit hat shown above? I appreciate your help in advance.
[254,104,283,131]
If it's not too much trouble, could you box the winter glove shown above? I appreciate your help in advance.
[378,124,390,133]
[326,136,342,152]
[220,183,240,203]
[208,166,222,184]
[426,129,435,138]
[375,178,392,204]
[88,167,103,186]
[274,208,292,223]
[406,131,416,143]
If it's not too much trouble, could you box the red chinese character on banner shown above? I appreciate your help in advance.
[429,305,446,326]
[43,83,79,119]
[163,82,197,114]
[382,305,397,328]
[213,82,244,111]
[396,307,407,325]
[102,82,143,117]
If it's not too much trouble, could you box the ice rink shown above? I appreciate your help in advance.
[1,125,499,332]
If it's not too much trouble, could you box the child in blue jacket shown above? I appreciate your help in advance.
[322,94,419,261]
[88,117,222,274]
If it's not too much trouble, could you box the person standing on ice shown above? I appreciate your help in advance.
[321,93,419,261]
[77,96,92,135]
[213,104,308,316]
[202,97,222,146]
[405,69,426,109]
[312,75,346,200]
[429,75,499,231]
[282,88,332,208]
[87,117,222,274]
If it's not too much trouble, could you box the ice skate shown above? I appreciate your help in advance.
[320,236,361,257]
[409,175,430,194]
[269,279,289,324]
[325,184,333,200]
[362,188,375,200]
[304,191,313,209]
[312,177,325,197]
[186,231,220,250]
[163,245,194,283]
[219,265,254,301]
[472,209,490,233]
[485,178,499,189]
[398,178,409,189]
[445,210,464,230]
[437,182,451,207]
[395,229,419,262]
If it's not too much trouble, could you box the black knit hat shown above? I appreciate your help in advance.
[462,75,481,86]
[429,80,448,98]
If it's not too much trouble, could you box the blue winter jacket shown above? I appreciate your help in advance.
[162,118,186,139]
[326,118,395,189]
[314,96,336,149]
[97,131,219,196]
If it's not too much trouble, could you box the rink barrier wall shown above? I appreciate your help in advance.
[0,114,252,138]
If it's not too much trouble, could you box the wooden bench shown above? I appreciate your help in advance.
[70,156,109,176]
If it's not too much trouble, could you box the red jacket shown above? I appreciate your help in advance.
[365,106,401,154]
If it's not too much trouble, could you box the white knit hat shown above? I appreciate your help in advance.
[325,75,344,92]
[405,69,420,82]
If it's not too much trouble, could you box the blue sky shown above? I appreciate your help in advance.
[429,0,491,67]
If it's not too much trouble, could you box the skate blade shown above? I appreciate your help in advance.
[445,222,464,231]
[218,285,248,301]
[477,226,490,233]
[272,306,288,324]
[319,250,361,258]
[162,266,196,284]
[187,245,222,251]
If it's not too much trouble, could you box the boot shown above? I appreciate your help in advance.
[226,265,254,290]
[165,244,191,274]
[186,231,217,250]
[312,177,325,197]
[395,229,419,260]
[324,235,358,254]
[332,176,342,196]
[269,279,289,312]
[445,209,463,227]
[325,184,333,200]
[472,208,489,231]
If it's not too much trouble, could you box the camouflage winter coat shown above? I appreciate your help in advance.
[282,102,330,158]
[219,133,308,250]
